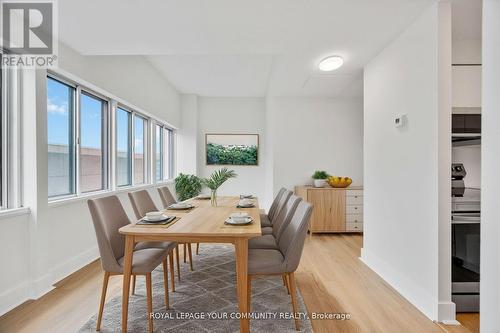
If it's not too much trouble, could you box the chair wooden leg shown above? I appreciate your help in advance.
[146,273,154,333]
[188,243,194,271]
[288,272,300,331]
[183,243,187,263]
[96,271,110,331]
[247,275,252,311]
[168,251,175,292]
[175,245,181,280]
[283,274,290,294]
[196,243,200,255]
[131,275,136,295]
[162,259,170,310]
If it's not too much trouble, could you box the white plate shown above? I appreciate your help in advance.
[143,214,171,222]
[196,194,211,200]
[168,203,194,210]
[225,217,253,225]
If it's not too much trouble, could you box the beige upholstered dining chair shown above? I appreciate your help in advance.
[265,188,287,223]
[87,196,170,333]
[157,185,177,207]
[249,194,302,250]
[157,185,198,261]
[260,189,292,228]
[128,190,180,290]
[247,201,313,330]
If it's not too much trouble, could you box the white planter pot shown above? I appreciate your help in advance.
[313,179,326,188]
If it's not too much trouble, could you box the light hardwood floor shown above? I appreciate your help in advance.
[296,234,478,333]
[0,234,478,333]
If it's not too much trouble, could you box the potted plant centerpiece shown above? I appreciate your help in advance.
[202,168,237,206]
[174,173,203,201]
[312,170,329,188]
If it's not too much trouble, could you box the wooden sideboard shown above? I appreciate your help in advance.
[295,185,363,234]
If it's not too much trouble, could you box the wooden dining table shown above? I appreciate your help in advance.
[119,196,262,333]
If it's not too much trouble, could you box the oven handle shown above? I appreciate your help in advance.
[451,220,480,224]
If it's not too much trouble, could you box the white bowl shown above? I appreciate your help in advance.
[146,211,163,219]
[230,212,249,222]
[239,199,253,206]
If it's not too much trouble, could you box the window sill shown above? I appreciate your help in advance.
[48,180,174,208]
[0,207,31,220]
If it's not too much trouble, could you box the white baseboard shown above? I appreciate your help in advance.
[0,280,30,316]
[49,246,99,285]
[29,273,55,300]
[438,301,457,323]
[0,246,100,317]
[360,248,437,321]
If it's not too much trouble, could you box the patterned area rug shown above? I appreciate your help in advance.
[79,244,313,333]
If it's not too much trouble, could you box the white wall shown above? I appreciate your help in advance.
[177,94,199,175]
[0,214,30,315]
[0,43,182,316]
[58,44,181,127]
[452,39,481,64]
[362,2,452,321]
[197,97,267,201]
[194,96,364,209]
[268,97,363,193]
[480,1,500,332]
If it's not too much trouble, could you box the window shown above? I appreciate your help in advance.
[116,107,132,187]
[47,73,174,200]
[155,124,163,181]
[155,124,175,181]
[47,75,111,198]
[164,127,174,179]
[134,115,147,184]
[47,77,76,197]
[0,55,4,207]
[1,56,22,209]
[79,92,108,193]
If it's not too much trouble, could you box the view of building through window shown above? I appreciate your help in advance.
[155,124,163,181]
[134,115,146,184]
[80,92,107,192]
[47,77,75,197]
[116,107,132,187]
[47,75,175,198]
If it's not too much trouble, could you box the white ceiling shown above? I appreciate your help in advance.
[58,0,436,98]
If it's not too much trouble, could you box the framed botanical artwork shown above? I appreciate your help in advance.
[205,133,259,166]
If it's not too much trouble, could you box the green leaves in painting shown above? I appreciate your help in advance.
[206,143,258,165]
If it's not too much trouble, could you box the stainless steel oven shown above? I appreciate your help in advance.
[452,212,480,312]
[451,165,480,312]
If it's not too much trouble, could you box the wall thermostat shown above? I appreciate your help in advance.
[394,114,407,128]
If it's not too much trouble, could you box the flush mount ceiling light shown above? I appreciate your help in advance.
[318,56,344,71]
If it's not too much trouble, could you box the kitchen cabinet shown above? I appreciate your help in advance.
[452,65,481,108]
[295,186,363,234]
[452,114,481,133]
